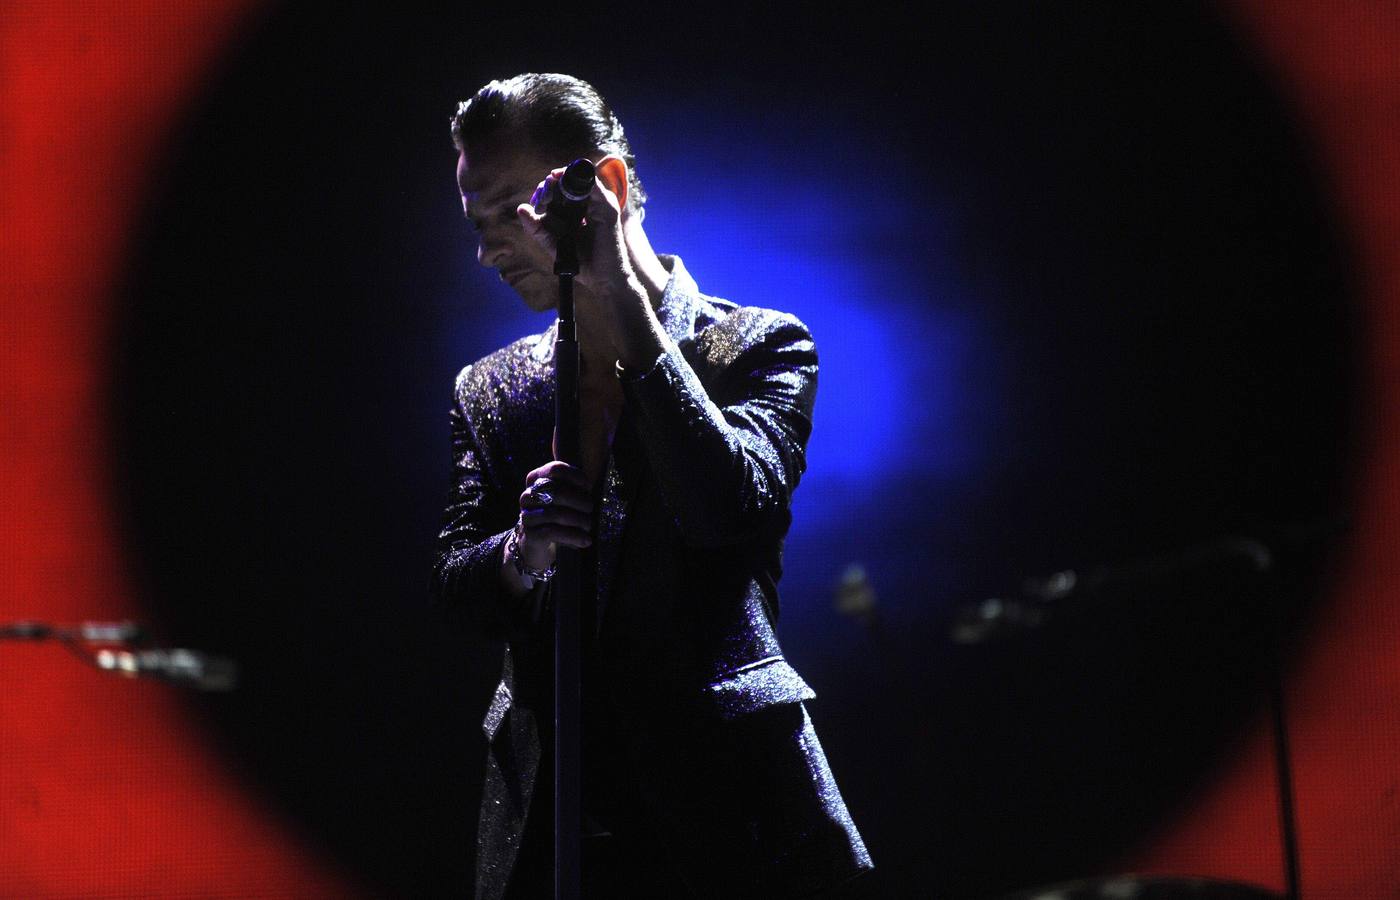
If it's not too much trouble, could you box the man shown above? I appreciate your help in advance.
[432,73,871,898]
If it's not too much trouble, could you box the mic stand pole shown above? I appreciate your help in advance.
[552,227,582,900]
[1262,572,1302,900]
[950,534,1311,900]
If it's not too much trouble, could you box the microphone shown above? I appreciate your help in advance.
[94,647,239,691]
[543,157,596,238]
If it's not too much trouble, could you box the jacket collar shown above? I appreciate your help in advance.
[654,253,705,347]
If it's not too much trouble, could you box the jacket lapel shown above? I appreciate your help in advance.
[534,254,710,632]
[592,408,641,632]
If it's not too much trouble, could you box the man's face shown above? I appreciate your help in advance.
[457,136,561,313]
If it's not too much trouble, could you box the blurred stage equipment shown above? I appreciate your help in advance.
[949,519,1346,900]
[833,562,878,628]
[1,620,239,691]
[950,534,1278,646]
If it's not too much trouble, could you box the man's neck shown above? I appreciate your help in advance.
[625,219,670,311]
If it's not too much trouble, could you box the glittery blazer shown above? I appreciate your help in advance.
[432,256,872,898]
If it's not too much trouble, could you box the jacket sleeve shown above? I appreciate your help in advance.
[429,366,546,641]
[619,310,817,548]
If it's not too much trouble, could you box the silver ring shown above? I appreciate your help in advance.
[530,487,554,507]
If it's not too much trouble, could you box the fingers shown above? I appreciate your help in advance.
[518,460,594,551]
[526,169,567,214]
[515,162,624,291]
[520,485,591,515]
[584,173,621,226]
[515,173,558,250]
[536,170,564,205]
[525,460,591,494]
[524,166,622,225]
[516,198,550,248]
[520,516,592,549]
[517,200,545,230]
[519,482,591,514]
[520,500,592,528]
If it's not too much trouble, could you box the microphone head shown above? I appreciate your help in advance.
[94,647,240,691]
[559,158,596,202]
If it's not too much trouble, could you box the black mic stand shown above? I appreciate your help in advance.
[548,160,591,900]
[949,522,1347,900]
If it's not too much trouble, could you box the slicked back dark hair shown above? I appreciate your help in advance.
[451,73,647,219]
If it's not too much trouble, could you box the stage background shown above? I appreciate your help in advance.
[2,1,1398,897]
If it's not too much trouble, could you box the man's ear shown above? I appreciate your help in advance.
[595,154,629,216]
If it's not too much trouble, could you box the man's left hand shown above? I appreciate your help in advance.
[516,156,635,297]
[517,155,666,370]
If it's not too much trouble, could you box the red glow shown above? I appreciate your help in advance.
[0,3,363,895]
[1126,3,1400,897]
[2,1,1400,896]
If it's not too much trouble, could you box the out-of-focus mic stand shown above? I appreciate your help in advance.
[951,520,1347,900]
[0,619,238,691]
[3,619,148,674]
[547,159,593,900]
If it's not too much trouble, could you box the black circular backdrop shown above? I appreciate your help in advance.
[112,3,1357,896]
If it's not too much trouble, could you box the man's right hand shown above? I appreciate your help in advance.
[514,460,594,574]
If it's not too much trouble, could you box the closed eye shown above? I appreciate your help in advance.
[465,203,518,233]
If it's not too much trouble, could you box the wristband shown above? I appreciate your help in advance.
[615,351,663,382]
[505,517,557,584]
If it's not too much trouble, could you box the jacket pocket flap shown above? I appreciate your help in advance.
[482,678,512,740]
[703,656,816,721]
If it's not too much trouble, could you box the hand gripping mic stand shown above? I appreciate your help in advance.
[547,158,593,900]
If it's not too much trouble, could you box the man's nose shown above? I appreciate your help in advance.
[477,230,511,270]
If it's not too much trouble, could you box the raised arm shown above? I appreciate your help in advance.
[514,158,817,549]
[619,310,818,548]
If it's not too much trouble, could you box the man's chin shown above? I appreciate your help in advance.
[518,288,557,313]
[510,278,557,313]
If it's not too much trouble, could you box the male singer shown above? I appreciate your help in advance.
[432,73,871,898]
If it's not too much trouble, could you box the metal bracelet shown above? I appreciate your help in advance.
[506,517,557,584]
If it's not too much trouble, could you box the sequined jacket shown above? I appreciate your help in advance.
[432,256,872,898]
